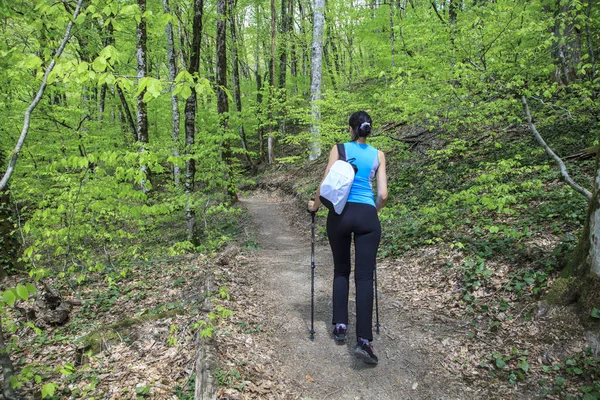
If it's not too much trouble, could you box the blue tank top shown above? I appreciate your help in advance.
[344,141,380,207]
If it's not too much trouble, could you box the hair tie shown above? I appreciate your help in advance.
[360,122,371,129]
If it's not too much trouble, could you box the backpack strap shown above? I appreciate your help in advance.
[337,143,358,174]
[337,143,346,161]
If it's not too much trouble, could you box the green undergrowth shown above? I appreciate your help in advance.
[1,178,249,398]
[381,119,594,271]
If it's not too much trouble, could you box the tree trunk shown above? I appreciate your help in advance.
[228,0,252,168]
[585,0,597,84]
[552,0,582,86]
[567,151,600,278]
[217,0,236,200]
[590,152,600,274]
[289,0,298,80]
[309,0,325,161]
[99,23,115,122]
[136,0,149,191]
[0,316,18,399]
[389,1,396,67]
[163,0,182,184]
[279,0,290,91]
[268,0,277,164]
[254,3,265,161]
[323,37,336,88]
[116,85,137,142]
[185,0,204,245]
[136,0,149,144]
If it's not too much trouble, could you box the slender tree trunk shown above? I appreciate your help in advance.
[279,0,290,91]
[163,0,182,184]
[204,32,215,82]
[584,0,596,85]
[116,85,137,141]
[389,1,395,67]
[99,84,107,121]
[329,24,342,79]
[0,316,18,399]
[136,0,149,144]
[298,0,309,89]
[228,0,252,167]
[99,23,115,121]
[589,155,600,274]
[217,0,236,199]
[309,0,325,161]
[254,3,265,161]
[552,0,582,86]
[185,0,204,244]
[323,41,336,88]
[136,0,149,191]
[289,0,298,80]
[268,0,277,164]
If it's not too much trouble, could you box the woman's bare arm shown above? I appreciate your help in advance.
[375,150,388,212]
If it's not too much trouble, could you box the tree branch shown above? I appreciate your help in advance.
[522,96,592,201]
[431,2,446,24]
[0,0,86,191]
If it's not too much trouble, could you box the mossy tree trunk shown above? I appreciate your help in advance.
[571,147,600,278]
[548,133,600,309]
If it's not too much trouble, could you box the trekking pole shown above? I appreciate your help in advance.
[374,264,380,334]
[310,211,316,340]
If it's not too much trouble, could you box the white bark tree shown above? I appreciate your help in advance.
[162,0,181,184]
[309,0,325,161]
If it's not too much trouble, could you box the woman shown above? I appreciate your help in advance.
[308,111,388,365]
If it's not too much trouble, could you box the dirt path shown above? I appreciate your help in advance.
[236,193,481,400]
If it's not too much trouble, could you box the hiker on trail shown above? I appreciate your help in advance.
[307,111,388,365]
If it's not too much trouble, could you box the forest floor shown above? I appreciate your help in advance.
[2,191,595,399]
[210,189,591,400]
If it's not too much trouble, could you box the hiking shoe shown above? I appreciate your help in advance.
[354,340,378,365]
[332,325,347,341]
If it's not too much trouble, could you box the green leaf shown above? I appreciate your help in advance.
[92,56,107,72]
[77,61,89,74]
[591,308,600,319]
[517,359,529,373]
[59,363,76,375]
[41,382,56,398]
[23,55,43,70]
[120,4,140,17]
[16,284,28,301]
[178,85,192,99]
[135,385,150,395]
[2,290,16,306]
[495,357,506,369]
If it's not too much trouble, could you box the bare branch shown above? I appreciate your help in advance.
[0,0,86,191]
[522,96,592,201]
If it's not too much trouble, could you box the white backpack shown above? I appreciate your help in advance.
[319,144,357,215]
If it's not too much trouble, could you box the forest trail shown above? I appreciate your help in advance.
[235,192,480,400]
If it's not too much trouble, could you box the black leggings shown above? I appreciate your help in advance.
[327,202,381,341]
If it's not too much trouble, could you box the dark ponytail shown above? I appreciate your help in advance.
[349,111,373,140]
